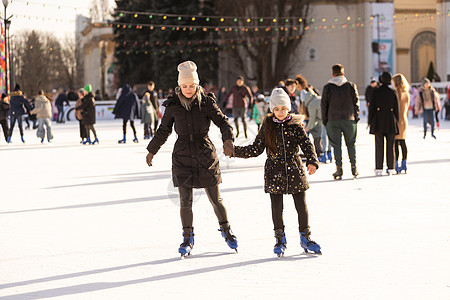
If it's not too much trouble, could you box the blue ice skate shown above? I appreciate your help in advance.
[219,225,238,252]
[274,231,287,258]
[401,160,407,173]
[178,232,194,259]
[300,231,322,255]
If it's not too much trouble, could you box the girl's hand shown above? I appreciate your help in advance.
[307,164,316,175]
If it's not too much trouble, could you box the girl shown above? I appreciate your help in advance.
[146,61,238,258]
[392,74,410,174]
[230,88,321,257]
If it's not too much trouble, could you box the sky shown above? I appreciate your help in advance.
[4,0,116,39]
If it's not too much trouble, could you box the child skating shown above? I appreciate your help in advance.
[227,88,321,257]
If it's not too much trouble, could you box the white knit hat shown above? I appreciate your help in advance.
[177,61,200,86]
[269,88,291,112]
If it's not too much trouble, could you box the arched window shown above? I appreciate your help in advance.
[410,31,436,83]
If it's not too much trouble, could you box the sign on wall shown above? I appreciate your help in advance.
[372,3,395,78]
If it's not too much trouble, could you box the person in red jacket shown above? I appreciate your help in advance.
[223,76,253,139]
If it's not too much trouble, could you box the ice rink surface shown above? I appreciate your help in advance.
[1,115,449,299]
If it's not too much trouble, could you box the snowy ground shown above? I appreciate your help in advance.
[0,115,449,300]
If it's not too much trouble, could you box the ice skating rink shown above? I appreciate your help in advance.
[1,115,449,299]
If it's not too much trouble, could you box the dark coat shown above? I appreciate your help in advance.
[113,84,140,120]
[0,99,10,120]
[55,93,70,106]
[9,91,32,117]
[76,93,96,125]
[321,79,360,125]
[369,84,399,135]
[147,91,234,188]
[234,114,319,195]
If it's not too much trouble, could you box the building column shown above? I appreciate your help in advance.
[436,0,450,81]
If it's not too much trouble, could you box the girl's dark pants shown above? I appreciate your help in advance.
[270,192,309,232]
[178,185,229,232]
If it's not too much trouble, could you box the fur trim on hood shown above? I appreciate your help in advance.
[10,91,23,97]
[328,76,348,87]
[288,114,305,125]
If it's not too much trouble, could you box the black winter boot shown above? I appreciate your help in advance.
[333,166,343,180]
[351,165,359,178]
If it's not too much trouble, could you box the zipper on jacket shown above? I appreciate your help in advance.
[281,124,289,193]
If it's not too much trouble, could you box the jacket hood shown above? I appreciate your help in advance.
[328,76,348,87]
[121,84,132,95]
[36,95,49,103]
[288,114,305,125]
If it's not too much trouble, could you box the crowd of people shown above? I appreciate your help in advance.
[1,59,448,259]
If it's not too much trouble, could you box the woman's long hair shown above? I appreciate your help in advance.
[262,113,278,155]
[175,85,204,111]
[392,73,410,93]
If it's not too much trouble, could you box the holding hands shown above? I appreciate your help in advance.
[223,140,234,157]
[307,164,317,175]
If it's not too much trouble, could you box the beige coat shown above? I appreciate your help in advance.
[395,90,410,140]
[32,95,53,119]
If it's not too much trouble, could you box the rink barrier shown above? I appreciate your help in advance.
[64,99,167,121]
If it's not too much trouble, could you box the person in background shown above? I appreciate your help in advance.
[141,85,156,139]
[113,84,141,144]
[321,64,360,180]
[364,78,378,125]
[283,79,299,114]
[0,93,10,143]
[415,78,441,139]
[76,84,98,145]
[217,86,227,111]
[223,76,253,139]
[8,84,32,143]
[144,81,160,135]
[31,90,54,143]
[75,88,87,144]
[55,89,70,123]
[368,72,399,176]
[392,73,410,174]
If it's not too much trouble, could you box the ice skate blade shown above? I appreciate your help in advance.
[276,253,284,259]
[333,176,342,180]
[180,253,190,260]
[303,249,322,255]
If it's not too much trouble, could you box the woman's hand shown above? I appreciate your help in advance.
[307,164,317,175]
[146,153,154,167]
[223,140,234,157]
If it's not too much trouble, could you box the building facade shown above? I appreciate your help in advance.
[219,0,449,93]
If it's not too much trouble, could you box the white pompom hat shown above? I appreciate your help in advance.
[177,61,200,86]
[269,88,291,112]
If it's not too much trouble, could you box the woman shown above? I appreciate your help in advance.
[392,74,410,174]
[369,72,399,176]
[145,61,238,258]
[76,84,98,145]
[113,84,140,143]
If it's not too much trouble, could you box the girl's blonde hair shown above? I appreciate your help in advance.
[392,73,410,93]
[175,85,204,111]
